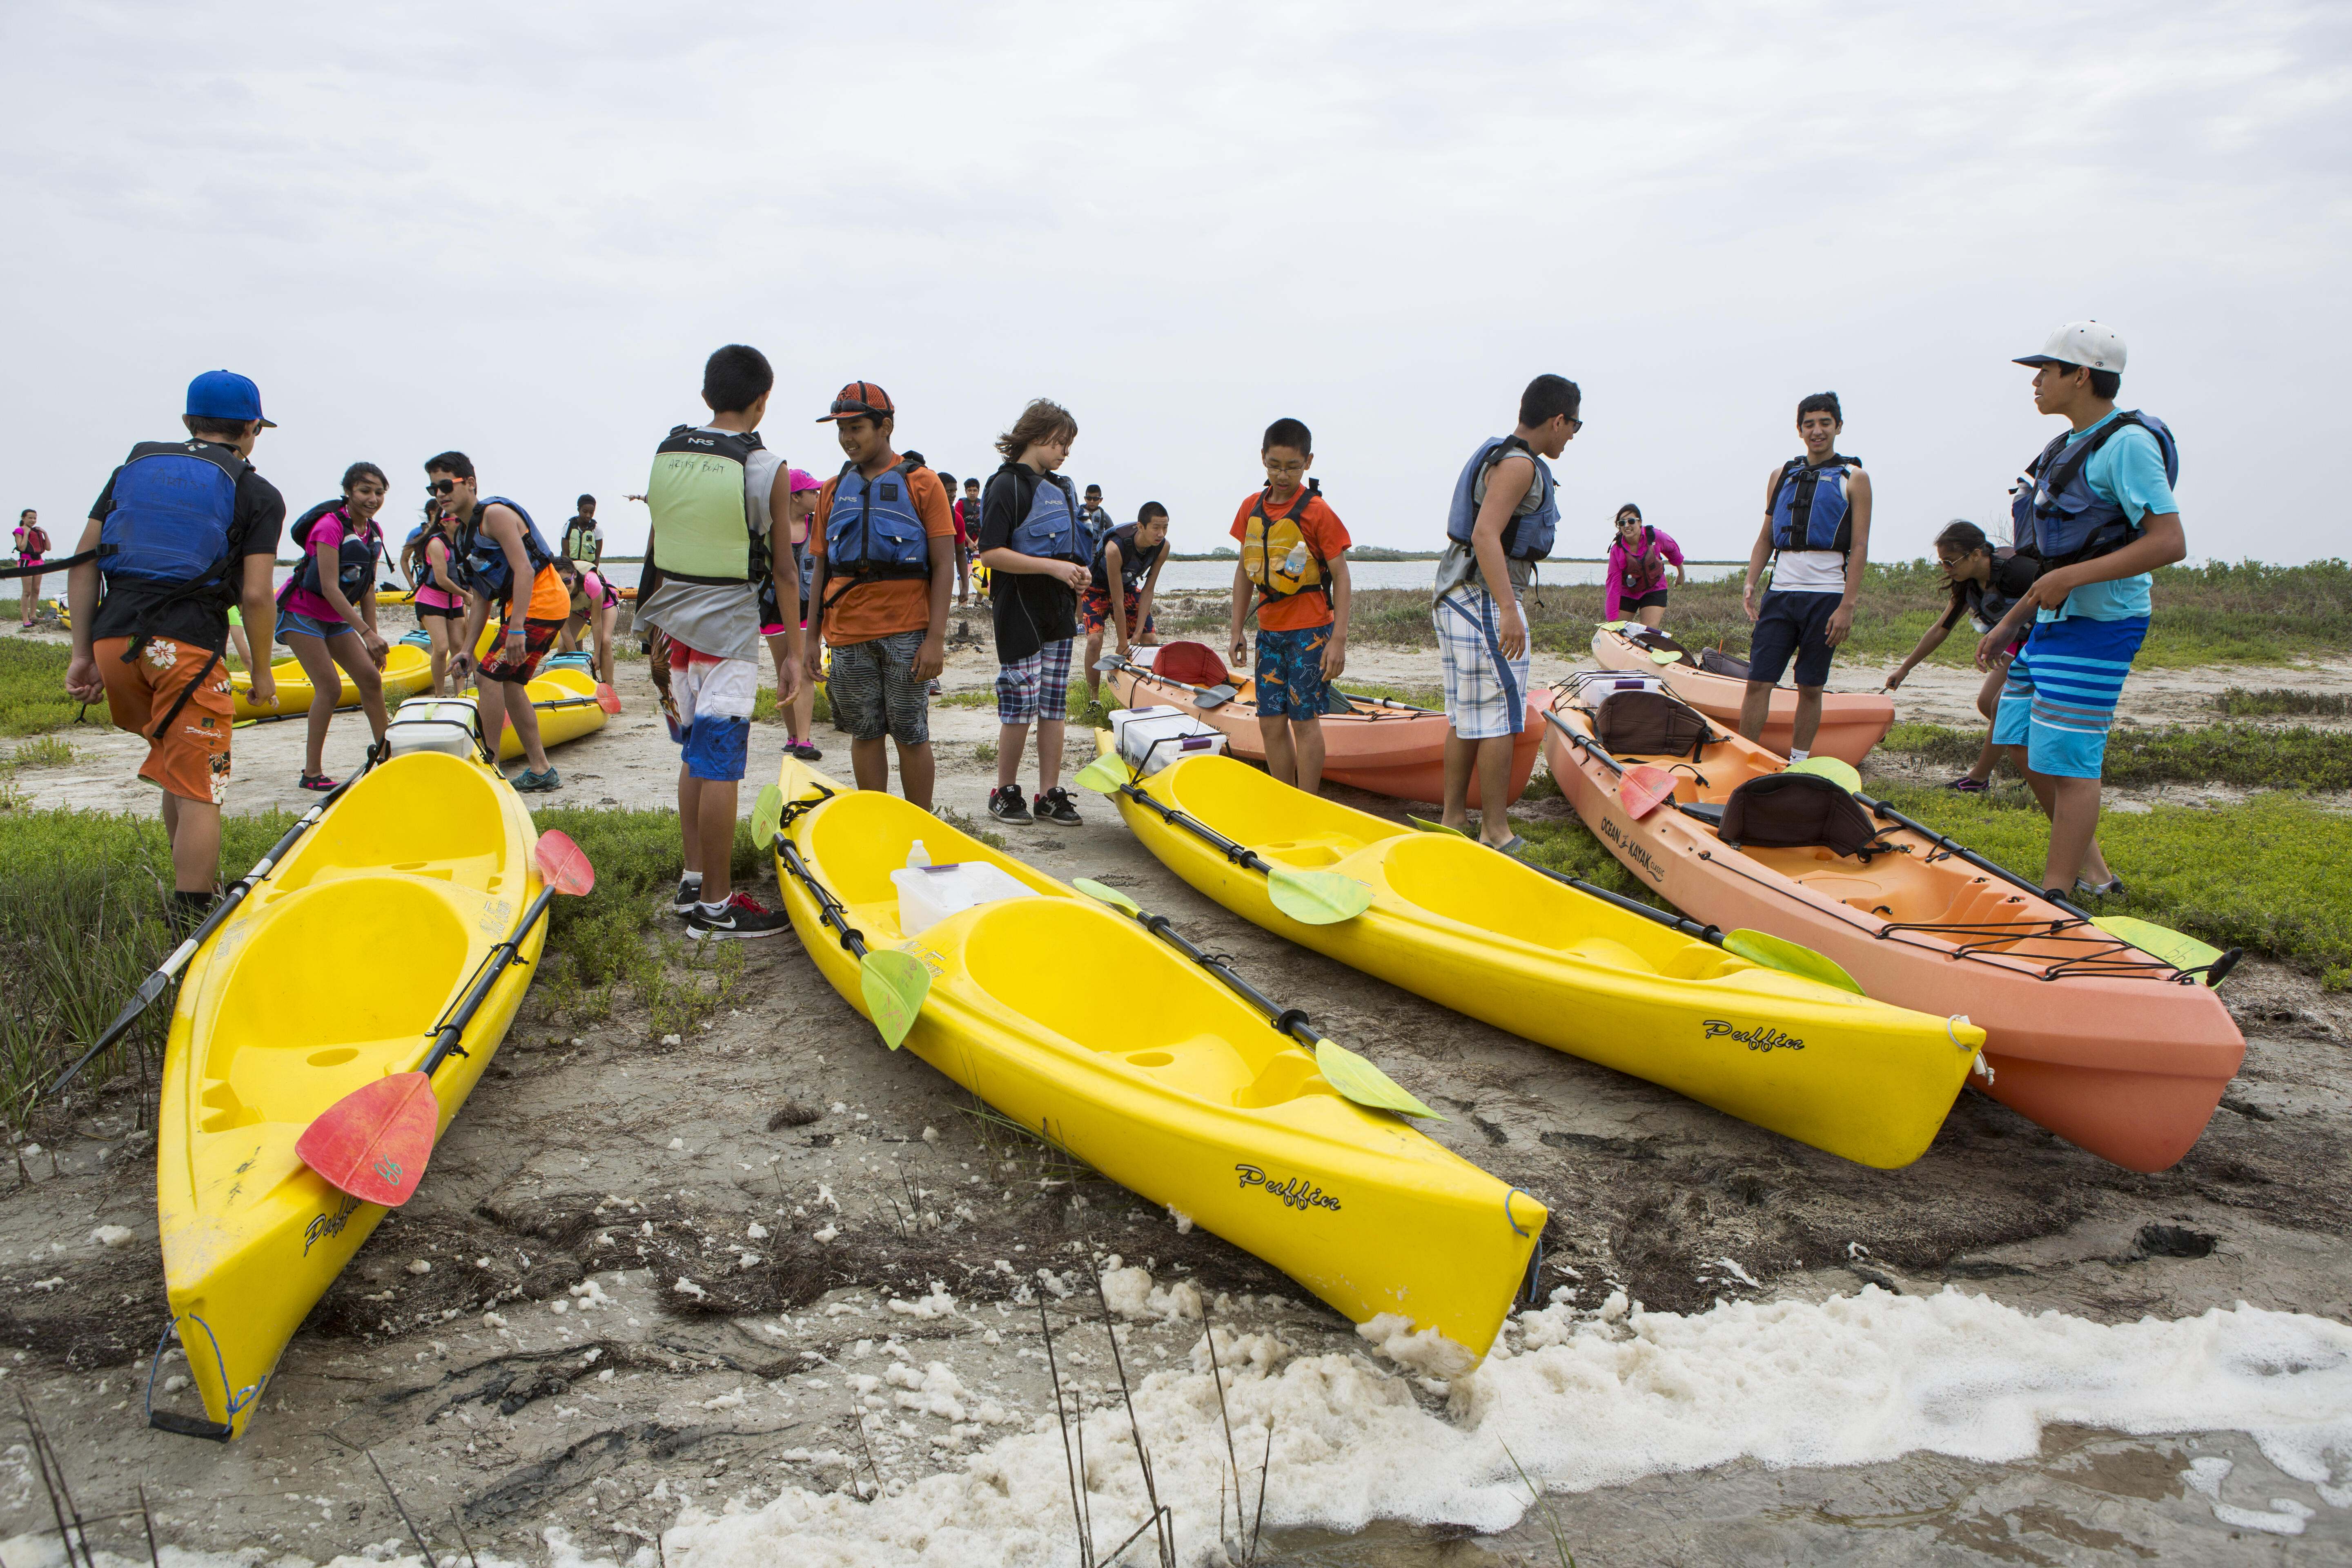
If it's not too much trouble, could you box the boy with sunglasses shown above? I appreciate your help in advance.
[427,452,568,791]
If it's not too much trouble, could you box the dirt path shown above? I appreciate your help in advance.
[2,605,2349,1564]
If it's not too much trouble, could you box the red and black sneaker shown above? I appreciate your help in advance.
[686,891,793,942]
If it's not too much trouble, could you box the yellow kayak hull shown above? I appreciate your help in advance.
[232,642,434,722]
[154,750,544,1438]
[1101,742,1981,1169]
[771,759,1542,1363]
[420,664,606,761]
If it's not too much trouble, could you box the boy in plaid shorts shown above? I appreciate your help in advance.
[977,399,1089,825]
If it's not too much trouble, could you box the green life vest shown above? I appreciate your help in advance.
[647,425,762,584]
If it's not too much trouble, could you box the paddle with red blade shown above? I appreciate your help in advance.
[593,683,623,715]
[296,830,595,1206]
[1619,764,1679,821]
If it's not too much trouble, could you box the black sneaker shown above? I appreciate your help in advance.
[987,784,1032,824]
[686,892,794,941]
[670,878,704,915]
[788,739,823,761]
[1034,787,1082,826]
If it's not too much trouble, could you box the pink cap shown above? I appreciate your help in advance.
[788,467,822,493]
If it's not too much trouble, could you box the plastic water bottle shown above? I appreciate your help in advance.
[1279,541,1308,585]
[906,840,931,869]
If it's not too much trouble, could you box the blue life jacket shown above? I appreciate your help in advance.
[1768,454,1862,554]
[1007,468,1087,562]
[454,496,557,600]
[824,459,931,594]
[284,501,377,606]
[2010,411,2177,569]
[1444,436,1558,562]
[98,441,245,595]
[1091,522,1165,591]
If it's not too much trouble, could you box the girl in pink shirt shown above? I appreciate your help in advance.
[1604,504,1686,626]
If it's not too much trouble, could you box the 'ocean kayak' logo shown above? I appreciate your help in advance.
[1597,814,1666,882]
[1234,1164,1341,1213]
[1704,1019,1804,1053]
[303,1194,363,1255]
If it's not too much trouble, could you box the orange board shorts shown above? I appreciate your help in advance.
[95,636,234,803]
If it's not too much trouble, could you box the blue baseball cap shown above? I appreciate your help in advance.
[185,370,276,428]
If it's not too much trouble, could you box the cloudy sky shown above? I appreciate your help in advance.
[5,1,2345,564]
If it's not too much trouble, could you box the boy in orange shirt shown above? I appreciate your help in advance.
[1227,417,1352,794]
[805,382,956,808]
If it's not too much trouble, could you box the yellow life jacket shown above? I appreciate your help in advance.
[1239,480,1329,602]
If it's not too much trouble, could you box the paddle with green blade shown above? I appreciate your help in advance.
[1405,816,1865,994]
[1072,878,1439,1120]
[1072,755,1373,925]
[296,829,597,1206]
[755,782,934,1047]
[1853,789,2241,986]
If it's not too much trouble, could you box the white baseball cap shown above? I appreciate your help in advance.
[2014,321,2127,372]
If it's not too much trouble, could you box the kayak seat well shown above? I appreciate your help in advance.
[956,899,1313,1107]
[268,753,513,895]
[201,876,479,1127]
[1376,833,1681,968]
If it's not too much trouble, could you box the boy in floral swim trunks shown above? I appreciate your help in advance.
[1227,418,1351,794]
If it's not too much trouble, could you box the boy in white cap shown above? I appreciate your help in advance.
[1976,321,2186,900]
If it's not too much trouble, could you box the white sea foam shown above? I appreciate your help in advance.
[8,1285,2345,1568]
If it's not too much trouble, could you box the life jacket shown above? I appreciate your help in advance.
[1957,546,2039,634]
[17,523,49,556]
[1617,525,1666,593]
[283,501,378,606]
[648,425,764,584]
[1444,435,1559,562]
[2009,410,2178,570]
[570,568,619,617]
[1000,465,1088,563]
[1241,480,1332,602]
[404,523,454,586]
[96,440,249,617]
[453,495,557,601]
[1090,522,1165,592]
[563,515,599,560]
[824,458,933,599]
[1768,454,1862,554]
[1078,504,1114,550]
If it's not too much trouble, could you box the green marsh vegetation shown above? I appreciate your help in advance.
[1880,720,2352,791]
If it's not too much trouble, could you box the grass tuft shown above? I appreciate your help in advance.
[2213,686,2349,719]
[1879,720,2352,791]
[10,736,75,768]
[0,641,101,738]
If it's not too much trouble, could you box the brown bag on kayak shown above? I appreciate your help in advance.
[1719,772,1892,859]
[1592,689,1714,760]
[1697,646,1751,680]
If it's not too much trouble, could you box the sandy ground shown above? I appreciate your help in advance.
[3,597,2349,1565]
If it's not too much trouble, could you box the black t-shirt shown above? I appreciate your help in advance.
[978,466,1080,664]
[87,444,286,649]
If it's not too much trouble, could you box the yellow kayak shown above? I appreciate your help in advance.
[1097,741,1984,1169]
[232,641,434,722]
[155,747,543,1438]
[421,663,607,761]
[769,758,1543,1364]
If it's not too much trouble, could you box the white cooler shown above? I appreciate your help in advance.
[1110,706,1228,776]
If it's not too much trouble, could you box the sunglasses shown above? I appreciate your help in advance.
[426,478,459,496]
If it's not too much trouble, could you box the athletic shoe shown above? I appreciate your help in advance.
[1033,787,1082,826]
[987,784,1032,824]
[1942,775,1990,794]
[686,891,794,941]
[2075,875,2127,899]
[512,767,562,793]
[670,878,704,915]
[788,739,823,761]
[297,773,337,792]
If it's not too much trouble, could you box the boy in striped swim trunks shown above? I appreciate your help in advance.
[1978,321,2187,902]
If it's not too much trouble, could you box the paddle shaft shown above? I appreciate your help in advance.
[1854,791,2094,921]
[418,884,558,1078]
[46,774,360,1100]
[776,837,872,959]
[1108,780,1290,885]
[1504,851,1728,946]
[1118,903,1321,1051]
[1542,705,1625,776]
[1102,655,1236,708]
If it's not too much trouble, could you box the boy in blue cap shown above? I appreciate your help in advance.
[63,371,286,931]
[1976,321,2186,900]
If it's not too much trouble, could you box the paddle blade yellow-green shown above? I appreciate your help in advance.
[1722,928,1866,994]
[752,784,784,847]
[1072,753,1132,795]
[1314,1039,1441,1120]
[2094,915,2230,984]
[1072,877,1142,917]
[1267,867,1374,926]
[860,949,933,1049]
[1784,755,1863,793]
[1407,815,1471,838]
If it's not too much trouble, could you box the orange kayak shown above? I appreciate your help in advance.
[1591,623,1894,765]
[1541,688,2243,1173]
[1107,641,1539,806]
